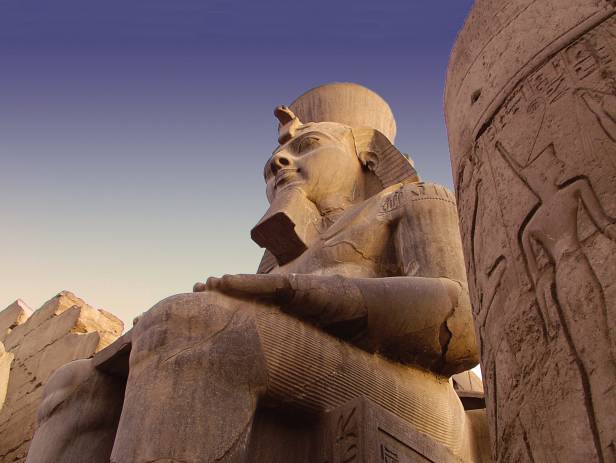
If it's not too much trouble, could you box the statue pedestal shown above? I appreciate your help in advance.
[248,397,475,463]
[321,397,462,463]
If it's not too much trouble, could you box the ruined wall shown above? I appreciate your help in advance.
[446,2,616,462]
[0,292,123,462]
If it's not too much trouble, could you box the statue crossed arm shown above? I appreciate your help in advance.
[199,180,477,376]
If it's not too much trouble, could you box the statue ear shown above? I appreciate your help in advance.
[351,127,419,189]
[358,150,379,172]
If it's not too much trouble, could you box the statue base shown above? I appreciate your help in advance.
[248,397,490,462]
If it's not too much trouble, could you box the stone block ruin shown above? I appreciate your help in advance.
[0,292,123,463]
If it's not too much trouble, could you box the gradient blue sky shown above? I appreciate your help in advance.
[1,1,475,329]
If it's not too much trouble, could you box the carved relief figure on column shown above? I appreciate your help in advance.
[26,83,484,463]
[496,139,616,455]
[446,2,616,462]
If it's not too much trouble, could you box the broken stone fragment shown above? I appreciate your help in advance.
[0,342,13,412]
[0,291,124,463]
[0,299,32,343]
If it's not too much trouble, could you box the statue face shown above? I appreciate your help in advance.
[264,126,363,206]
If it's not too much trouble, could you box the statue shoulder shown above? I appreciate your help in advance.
[376,181,457,222]
[400,181,456,204]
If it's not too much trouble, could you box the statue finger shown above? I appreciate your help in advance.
[205,277,221,290]
[220,274,262,293]
[193,282,207,292]
[220,274,281,295]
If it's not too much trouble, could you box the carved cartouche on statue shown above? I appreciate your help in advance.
[26,83,482,463]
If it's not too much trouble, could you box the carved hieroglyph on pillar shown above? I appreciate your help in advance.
[446,2,616,462]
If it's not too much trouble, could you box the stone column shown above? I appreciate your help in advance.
[445,2,616,462]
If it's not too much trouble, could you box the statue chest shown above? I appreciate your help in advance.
[276,202,398,277]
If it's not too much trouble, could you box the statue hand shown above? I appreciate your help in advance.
[194,273,293,301]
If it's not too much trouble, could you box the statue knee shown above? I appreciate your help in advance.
[37,358,94,426]
[130,292,264,373]
[113,293,268,463]
[28,359,124,463]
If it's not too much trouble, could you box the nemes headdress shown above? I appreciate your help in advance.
[257,83,420,273]
[275,82,419,188]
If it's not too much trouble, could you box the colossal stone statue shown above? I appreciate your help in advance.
[26,83,484,463]
[446,2,616,462]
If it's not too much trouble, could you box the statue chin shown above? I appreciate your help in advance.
[251,186,321,265]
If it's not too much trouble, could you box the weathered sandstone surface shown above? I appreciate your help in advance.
[0,292,122,463]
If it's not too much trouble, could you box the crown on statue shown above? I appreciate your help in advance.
[274,82,418,188]
[284,82,397,143]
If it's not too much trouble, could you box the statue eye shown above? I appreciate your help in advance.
[295,136,320,154]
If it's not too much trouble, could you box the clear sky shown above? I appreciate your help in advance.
[1,1,475,329]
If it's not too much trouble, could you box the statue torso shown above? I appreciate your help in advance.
[270,184,404,278]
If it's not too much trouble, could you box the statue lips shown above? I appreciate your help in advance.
[274,168,300,190]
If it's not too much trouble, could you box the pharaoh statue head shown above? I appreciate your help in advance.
[252,82,419,266]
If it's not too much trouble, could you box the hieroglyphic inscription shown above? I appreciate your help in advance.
[333,406,359,463]
[377,428,432,463]
[529,54,570,103]
[381,189,403,214]
[482,16,616,156]
[380,444,400,463]
[378,183,456,222]
[564,27,615,83]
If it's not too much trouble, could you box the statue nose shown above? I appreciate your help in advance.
[270,153,292,174]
